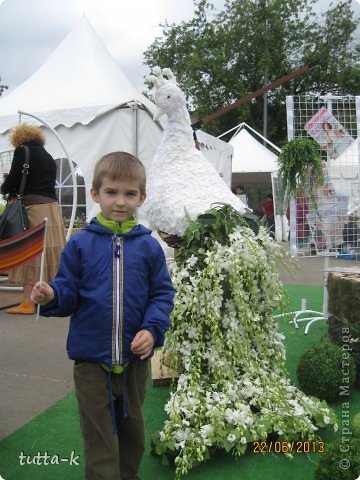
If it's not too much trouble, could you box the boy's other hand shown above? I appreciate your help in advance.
[131,330,154,360]
[31,281,55,306]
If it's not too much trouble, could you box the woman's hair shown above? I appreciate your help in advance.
[92,152,146,195]
[9,123,46,148]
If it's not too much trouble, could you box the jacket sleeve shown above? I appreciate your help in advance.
[40,238,82,317]
[0,147,24,195]
[141,243,175,348]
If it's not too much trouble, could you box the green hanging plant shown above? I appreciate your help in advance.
[277,137,324,206]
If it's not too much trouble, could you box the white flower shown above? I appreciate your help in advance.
[200,425,214,439]
[323,416,330,425]
[225,408,247,426]
[187,327,198,339]
[288,399,305,416]
[152,66,162,76]
[173,427,191,443]
[227,434,236,443]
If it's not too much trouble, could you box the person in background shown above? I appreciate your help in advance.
[234,184,245,196]
[261,193,275,237]
[233,184,248,206]
[0,123,65,314]
[31,151,175,480]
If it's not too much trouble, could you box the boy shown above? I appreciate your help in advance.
[31,152,175,480]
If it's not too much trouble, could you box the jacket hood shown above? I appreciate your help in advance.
[85,218,152,237]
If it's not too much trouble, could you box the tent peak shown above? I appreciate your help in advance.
[0,14,155,133]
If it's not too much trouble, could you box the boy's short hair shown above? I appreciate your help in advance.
[92,152,146,195]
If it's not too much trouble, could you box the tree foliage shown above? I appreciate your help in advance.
[0,75,8,96]
[144,0,360,144]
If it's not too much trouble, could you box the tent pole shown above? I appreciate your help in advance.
[219,121,281,154]
[241,123,281,153]
[217,122,244,139]
[129,102,139,157]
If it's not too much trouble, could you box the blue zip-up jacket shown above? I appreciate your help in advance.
[40,219,175,366]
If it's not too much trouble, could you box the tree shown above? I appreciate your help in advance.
[0,76,8,96]
[144,0,360,144]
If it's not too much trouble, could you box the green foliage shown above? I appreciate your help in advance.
[351,411,360,438]
[297,341,356,402]
[314,438,360,480]
[144,0,360,144]
[175,203,259,267]
[0,75,8,96]
[277,136,324,204]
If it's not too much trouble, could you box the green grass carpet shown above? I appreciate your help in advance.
[0,284,359,480]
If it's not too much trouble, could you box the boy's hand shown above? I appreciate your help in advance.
[131,330,154,360]
[31,281,55,306]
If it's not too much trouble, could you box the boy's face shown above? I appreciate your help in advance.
[91,176,146,223]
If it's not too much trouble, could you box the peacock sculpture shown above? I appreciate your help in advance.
[146,68,337,479]
[144,67,246,237]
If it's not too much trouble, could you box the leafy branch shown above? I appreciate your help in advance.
[175,203,259,267]
[277,137,324,207]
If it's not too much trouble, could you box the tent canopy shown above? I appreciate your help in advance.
[0,15,156,133]
[229,125,279,174]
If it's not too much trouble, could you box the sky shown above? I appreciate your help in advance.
[0,0,225,94]
[0,0,359,97]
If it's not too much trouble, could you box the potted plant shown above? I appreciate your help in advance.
[277,136,324,207]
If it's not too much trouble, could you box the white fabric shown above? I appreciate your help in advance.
[0,16,155,132]
[0,16,233,224]
[230,128,278,173]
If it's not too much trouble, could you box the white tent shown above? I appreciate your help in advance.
[229,124,279,186]
[227,123,290,241]
[0,16,233,224]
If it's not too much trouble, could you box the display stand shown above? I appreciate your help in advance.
[273,254,332,334]
[275,95,360,334]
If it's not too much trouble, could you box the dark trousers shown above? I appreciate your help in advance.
[74,359,149,480]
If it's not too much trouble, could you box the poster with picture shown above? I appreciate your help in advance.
[304,107,353,158]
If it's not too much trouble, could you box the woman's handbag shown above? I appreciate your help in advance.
[0,146,30,240]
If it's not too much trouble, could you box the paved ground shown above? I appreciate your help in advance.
[0,293,73,440]
[0,251,358,440]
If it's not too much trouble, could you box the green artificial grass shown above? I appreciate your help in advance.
[0,284,359,480]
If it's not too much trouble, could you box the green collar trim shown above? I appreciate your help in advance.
[96,212,136,234]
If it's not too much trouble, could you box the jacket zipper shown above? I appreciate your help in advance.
[114,236,124,364]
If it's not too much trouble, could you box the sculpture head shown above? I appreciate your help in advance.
[146,67,186,121]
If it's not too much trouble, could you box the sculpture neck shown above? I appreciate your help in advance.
[160,106,195,151]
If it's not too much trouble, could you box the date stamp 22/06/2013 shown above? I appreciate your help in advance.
[253,440,325,454]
